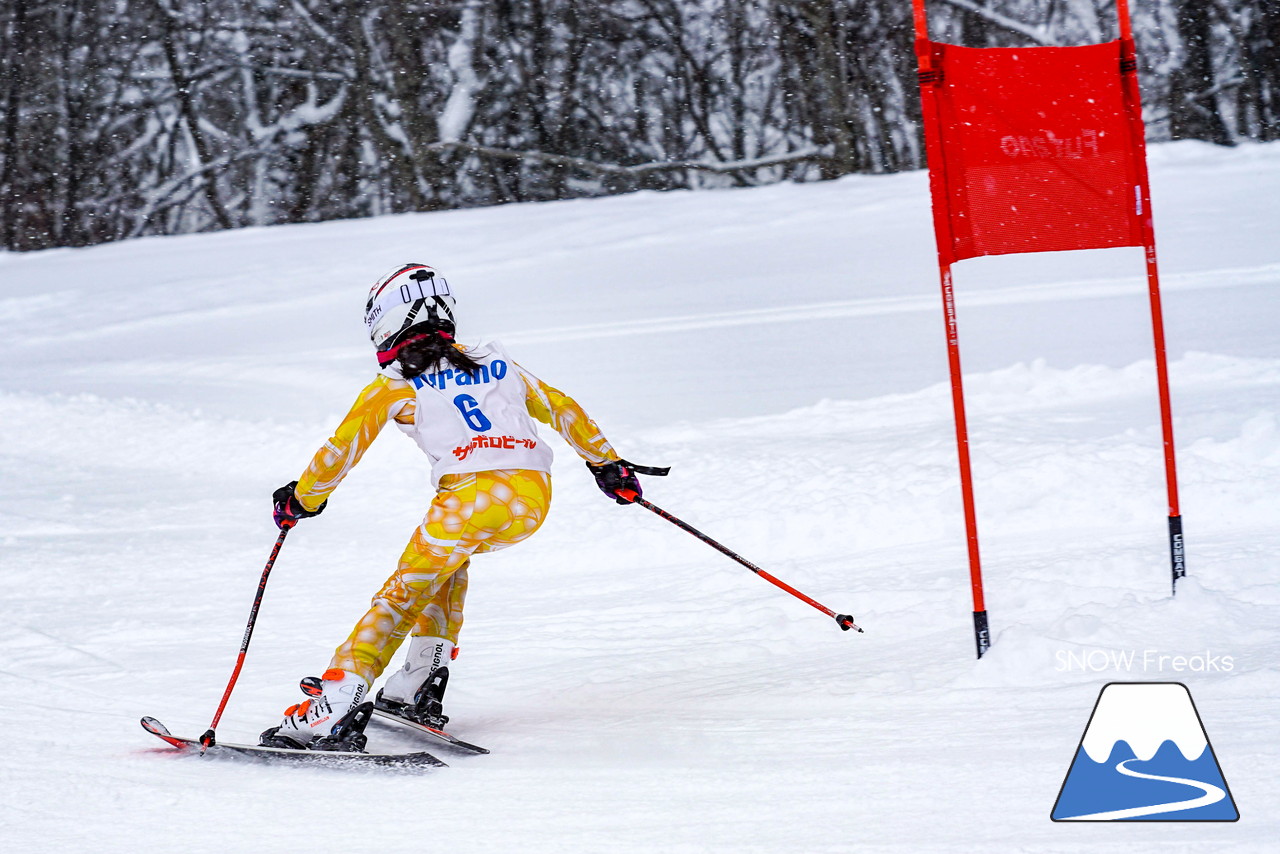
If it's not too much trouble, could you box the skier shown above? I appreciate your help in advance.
[258,263,665,750]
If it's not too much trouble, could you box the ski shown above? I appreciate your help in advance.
[371,708,491,754]
[140,716,448,768]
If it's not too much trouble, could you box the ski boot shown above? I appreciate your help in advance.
[259,668,371,750]
[375,636,454,729]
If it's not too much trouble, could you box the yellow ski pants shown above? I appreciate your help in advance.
[330,469,551,683]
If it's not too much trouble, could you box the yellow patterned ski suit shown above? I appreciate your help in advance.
[292,353,618,684]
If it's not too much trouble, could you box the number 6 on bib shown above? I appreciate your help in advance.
[453,394,492,431]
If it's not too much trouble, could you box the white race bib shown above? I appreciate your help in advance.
[389,341,553,486]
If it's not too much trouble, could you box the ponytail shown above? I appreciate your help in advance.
[395,328,484,378]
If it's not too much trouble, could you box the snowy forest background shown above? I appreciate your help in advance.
[1,0,1276,252]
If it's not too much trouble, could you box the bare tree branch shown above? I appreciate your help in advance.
[934,0,1060,46]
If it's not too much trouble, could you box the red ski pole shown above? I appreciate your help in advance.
[198,525,291,752]
[617,491,863,633]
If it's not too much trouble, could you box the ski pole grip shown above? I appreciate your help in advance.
[616,488,639,503]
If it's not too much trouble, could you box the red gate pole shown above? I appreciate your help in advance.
[913,1,991,657]
[1116,0,1186,594]
[938,262,991,657]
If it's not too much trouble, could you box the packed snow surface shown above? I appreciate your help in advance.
[2,142,1278,851]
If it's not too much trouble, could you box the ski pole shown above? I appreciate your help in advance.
[616,491,862,633]
[198,525,291,752]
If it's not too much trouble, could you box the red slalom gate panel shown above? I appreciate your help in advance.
[912,0,1186,661]
[921,40,1144,264]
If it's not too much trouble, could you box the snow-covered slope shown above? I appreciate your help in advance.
[2,141,1277,852]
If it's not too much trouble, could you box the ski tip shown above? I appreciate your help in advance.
[140,716,172,737]
[141,715,195,751]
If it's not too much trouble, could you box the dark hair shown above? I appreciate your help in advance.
[396,326,484,378]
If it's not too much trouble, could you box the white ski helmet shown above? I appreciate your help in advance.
[365,263,456,364]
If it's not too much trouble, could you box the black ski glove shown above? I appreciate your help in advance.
[587,459,670,505]
[272,481,327,529]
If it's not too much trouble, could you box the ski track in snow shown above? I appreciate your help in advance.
[1,141,1278,852]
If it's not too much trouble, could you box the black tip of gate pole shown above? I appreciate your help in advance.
[1168,514,1186,596]
[973,610,991,659]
